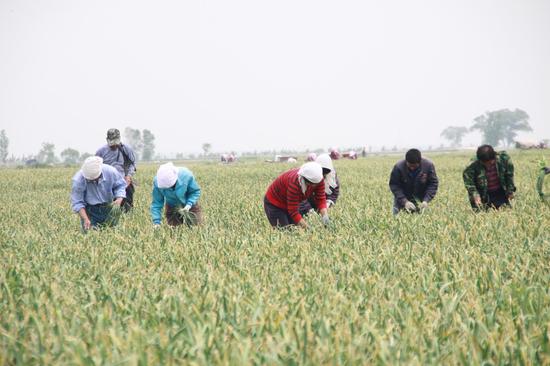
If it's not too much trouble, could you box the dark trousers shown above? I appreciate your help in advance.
[264,196,294,228]
[122,183,135,212]
[472,188,510,211]
[165,203,202,226]
[82,203,119,230]
[299,198,316,217]
[487,188,510,209]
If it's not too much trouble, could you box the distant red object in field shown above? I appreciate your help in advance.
[221,154,236,163]
[342,151,358,160]
[329,148,341,160]
[306,153,317,162]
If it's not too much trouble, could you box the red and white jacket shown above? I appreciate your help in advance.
[266,168,327,223]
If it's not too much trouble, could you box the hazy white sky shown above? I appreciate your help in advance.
[1,0,549,157]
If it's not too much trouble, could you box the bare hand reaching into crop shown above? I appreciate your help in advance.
[473,195,482,207]
[78,208,92,230]
[298,219,308,229]
[113,197,123,207]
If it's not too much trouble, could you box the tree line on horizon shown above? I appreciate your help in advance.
[0,108,545,166]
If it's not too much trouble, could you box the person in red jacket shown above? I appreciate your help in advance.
[264,162,330,229]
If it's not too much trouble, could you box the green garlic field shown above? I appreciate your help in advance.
[1,151,549,365]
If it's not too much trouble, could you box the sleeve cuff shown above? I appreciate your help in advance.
[291,213,302,224]
[73,205,85,213]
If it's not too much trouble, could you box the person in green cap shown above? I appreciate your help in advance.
[96,128,137,212]
[463,144,516,210]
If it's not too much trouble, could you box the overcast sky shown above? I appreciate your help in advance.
[1,0,549,157]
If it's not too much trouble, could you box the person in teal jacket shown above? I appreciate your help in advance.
[151,162,202,227]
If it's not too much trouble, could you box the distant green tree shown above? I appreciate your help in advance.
[124,127,143,159]
[37,142,57,164]
[60,148,80,165]
[440,126,469,147]
[79,152,93,162]
[471,109,531,146]
[0,130,8,163]
[141,129,155,161]
[202,143,212,156]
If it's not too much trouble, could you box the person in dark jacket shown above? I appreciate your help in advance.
[463,145,515,210]
[389,149,439,214]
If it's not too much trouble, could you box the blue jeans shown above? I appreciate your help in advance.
[81,203,118,231]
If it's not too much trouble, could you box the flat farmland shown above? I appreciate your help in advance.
[1,151,549,365]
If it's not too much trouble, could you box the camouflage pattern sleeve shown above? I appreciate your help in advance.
[462,161,480,199]
[502,153,516,195]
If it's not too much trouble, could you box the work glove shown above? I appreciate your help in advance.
[327,199,335,208]
[419,201,428,210]
[404,201,416,212]
[183,204,191,212]
[308,208,316,215]
[322,215,330,226]
[153,224,160,229]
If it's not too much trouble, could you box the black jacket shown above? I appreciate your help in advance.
[389,158,438,208]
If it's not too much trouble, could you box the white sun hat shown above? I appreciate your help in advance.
[298,162,323,184]
[156,162,179,188]
[82,156,103,180]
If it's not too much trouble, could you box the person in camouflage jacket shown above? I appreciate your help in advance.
[463,145,516,210]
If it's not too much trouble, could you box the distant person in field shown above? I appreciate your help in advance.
[264,162,330,228]
[299,154,340,216]
[463,145,516,210]
[389,148,439,214]
[70,156,127,231]
[150,162,202,227]
[96,128,137,212]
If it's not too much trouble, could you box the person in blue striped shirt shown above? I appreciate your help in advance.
[71,156,127,231]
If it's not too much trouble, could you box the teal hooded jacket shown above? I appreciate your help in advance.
[150,167,201,224]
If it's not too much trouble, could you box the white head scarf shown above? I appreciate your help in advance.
[315,154,337,194]
[297,162,323,194]
[82,156,103,180]
[156,162,179,188]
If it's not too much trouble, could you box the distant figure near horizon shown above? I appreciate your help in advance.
[329,147,341,160]
[342,151,358,160]
[96,128,137,212]
[463,145,516,210]
[70,156,127,231]
[389,149,439,214]
[151,162,202,227]
[306,152,317,162]
[221,153,236,163]
[264,162,330,229]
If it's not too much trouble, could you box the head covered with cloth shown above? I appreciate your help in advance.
[150,162,202,227]
[264,162,330,229]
